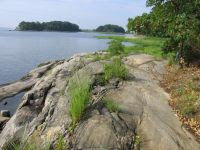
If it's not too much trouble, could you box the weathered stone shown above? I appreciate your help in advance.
[124,54,154,66]
[0,61,60,101]
[0,110,10,118]
[109,78,120,87]
[0,53,199,150]
[0,116,10,131]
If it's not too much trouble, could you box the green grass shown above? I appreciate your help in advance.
[107,40,125,56]
[3,140,50,150]
[103,98,120,113]
[69,72,91,126]
[179,92,200,116]
[84,53,113,61]
[104,57,128,81]
[97,35,172,60]
[55,134,67,150]
[175,81,200,116]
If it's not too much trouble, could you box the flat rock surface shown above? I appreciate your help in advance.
[0,53,199,150]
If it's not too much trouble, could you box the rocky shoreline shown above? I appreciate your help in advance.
[0,52,200,149]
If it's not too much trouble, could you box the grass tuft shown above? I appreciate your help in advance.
[55,134,67,150]
[104,57,128,81]
[69,72,91,126]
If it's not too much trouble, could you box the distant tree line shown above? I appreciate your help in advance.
[127,0,200,63]
[17,21,80,32]
[96,24,125,33]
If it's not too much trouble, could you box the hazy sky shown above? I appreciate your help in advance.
[0,0,151,29]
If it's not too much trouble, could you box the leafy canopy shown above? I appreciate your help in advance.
[128,0,200,63]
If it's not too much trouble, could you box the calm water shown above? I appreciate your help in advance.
[0,31,114,84]
[0,30,125,114]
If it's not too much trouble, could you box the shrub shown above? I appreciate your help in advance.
[69,72,91,126]
[103,98,120,113]
[104,57,128,81]
[107,40,124,55]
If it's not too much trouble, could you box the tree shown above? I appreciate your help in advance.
[128,0,200,63]
[96,24,125,33]
[17,21,80,32]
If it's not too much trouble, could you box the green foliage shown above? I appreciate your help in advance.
[18,21,80,32]
[108,40,125,55]
[96,24,125,33]
[127,0,200,63]
[55,134,67,150]
[69,72,91,126]
[103,98,120,113]
[104,57,128,81]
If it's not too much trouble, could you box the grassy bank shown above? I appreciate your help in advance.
[97,35,169,59]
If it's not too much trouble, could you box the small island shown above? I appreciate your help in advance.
[17,21,80,32]
[96,24,125,33]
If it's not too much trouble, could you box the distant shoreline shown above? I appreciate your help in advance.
[7,29,127,35]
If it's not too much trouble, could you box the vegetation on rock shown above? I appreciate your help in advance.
[17,21,80,32]
[103,98,120,113]
[69,72,91,126]
[3,139,50,150]
[54,134,67,150]
[96,24,125,33]
[104,57,128,81]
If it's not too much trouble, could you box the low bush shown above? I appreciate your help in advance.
[104,57,128,81]
[69,72,91,126]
